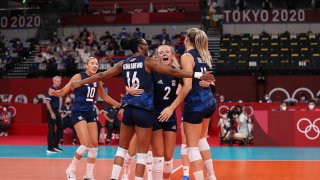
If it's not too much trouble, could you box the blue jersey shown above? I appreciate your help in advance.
[122,55,154,111]
[153,72,179,121]
[72,72,98,111]
[184,49,214,112]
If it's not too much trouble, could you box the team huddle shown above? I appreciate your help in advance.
[49,28,217,180]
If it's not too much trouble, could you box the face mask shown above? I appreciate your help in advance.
[3,108,7,111]
[222,114,227,119]
[281,106,287,111]
[309,105,315,110]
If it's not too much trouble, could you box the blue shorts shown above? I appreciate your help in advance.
[122,105,155,128]
[183,105,216,124]
[204,104,216,118]
[153,119,177,132]
[71,110,96,125]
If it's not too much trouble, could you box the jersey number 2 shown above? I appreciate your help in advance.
[163,86,171,100]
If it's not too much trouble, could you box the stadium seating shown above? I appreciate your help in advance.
[219,32,320,75]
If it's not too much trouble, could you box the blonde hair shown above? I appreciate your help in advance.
[157,45,181,69]
[186,28,212,69]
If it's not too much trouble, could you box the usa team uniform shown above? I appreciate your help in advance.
[121,55,155,128]
[152,72,179,132]
[183,49,216,124]
[71,71,98,124]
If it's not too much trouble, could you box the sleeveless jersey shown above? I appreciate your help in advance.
[184,49,214,112]
[153,72,179,121]
[122,55,154,111]
[72,71,98,111]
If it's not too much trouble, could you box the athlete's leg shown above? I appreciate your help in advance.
[151,129,164,180]
[184,121,203,180]
[135,125,153,178]
[181,122,190,179]
[200,118,216,180]
[85,122,99,179]
[122,134,137,179]
[111,122,135,180]
[66,120,90,179]
[163,130,177,180]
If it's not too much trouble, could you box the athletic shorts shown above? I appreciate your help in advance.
[183,104,216,124]
[153,119,177,132]
[122,105,155,128]
[71,110,96,125]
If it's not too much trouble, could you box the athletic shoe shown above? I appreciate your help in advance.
[83,174,95,180]
[46,148,58,154]
[54,147,64,152]
[66,168,76,180]
[182,175,190,180]
[4,132,8,136]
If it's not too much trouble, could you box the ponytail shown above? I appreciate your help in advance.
[195,30,212,69]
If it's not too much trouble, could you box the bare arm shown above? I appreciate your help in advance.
[49,74,81,97]
[145,57,192,78]
[158,53,194,121]
[71,61,124,89]
[97,82,120,107]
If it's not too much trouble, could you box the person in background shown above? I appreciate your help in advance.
[60,96,77,145]
[263,93,272,103]
[307,99,319,111]
[103,105,121,145]
[45,76,64,153]
[278,101,288,111]
[0,105,12,136]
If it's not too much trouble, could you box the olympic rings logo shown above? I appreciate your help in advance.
[0,106,16,117]
[103,16,116,22]
[218,105,254,117]
[296,118,320,140]
[269,87,320,102]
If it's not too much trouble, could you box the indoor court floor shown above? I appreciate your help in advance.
[0,145,319,180]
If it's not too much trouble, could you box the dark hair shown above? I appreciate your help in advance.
[122,37,143,53]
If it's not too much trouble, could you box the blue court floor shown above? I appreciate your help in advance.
[1,145,320,161]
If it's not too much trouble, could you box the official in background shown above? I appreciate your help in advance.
[45,75,63,153]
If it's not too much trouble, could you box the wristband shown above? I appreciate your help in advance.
[193,72,203,79]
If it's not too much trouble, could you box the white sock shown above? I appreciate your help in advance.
[183,166,189,176]
[204,159,215,178]
[69,157,80,170]
[111,164,122,179]
[193,170,204,180]
[86,163,94,178]
[135,177,143,180]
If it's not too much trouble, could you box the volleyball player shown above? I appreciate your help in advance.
[159,28,217,180]
[70,37,214,179]
[49,57,119,180]
[123,45,182,180]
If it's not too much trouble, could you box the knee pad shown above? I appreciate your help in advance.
[125,153,135,164]
[115,147,128,159]
[88,147,98,158]
[163,159,173,174]
[181,144,187,156]
[187,147,202,162]
[76,145,89,156]
[136,153,148,165]
[198,137,210,151]
[152,157,164,172]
